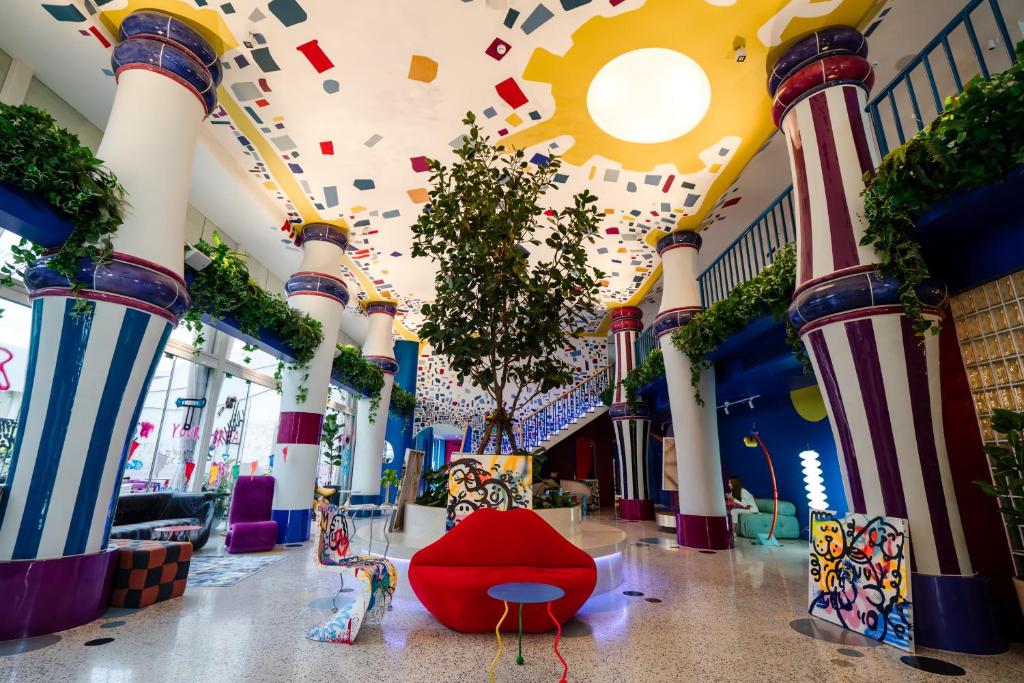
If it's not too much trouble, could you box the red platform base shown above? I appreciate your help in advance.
[619,499,654,520]
[677,514,733,550]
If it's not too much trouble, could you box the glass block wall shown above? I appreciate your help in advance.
[951,272,1024,575]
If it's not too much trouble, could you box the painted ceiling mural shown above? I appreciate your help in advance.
[37,0,883,427]
[42,0,883,340]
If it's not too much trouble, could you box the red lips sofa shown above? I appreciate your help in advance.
[408,507,596,633]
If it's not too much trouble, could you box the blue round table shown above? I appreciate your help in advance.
[486,582,568,682]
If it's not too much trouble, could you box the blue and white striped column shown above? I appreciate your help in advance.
[351,300,398,499]
[774,28,1002,654]
[272,224,349,543]
[609,306,653,521]
[0,10,218,640]
[655,231,730,550]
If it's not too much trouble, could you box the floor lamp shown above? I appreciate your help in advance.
[743,431,780,546]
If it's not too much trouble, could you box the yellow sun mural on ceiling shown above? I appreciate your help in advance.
[504,0,886,235]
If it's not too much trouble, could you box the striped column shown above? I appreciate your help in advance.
[0,11,217,640]
[655,232,731,549]
[351,300,398,499]
[610,306,653,520]
[272,224,349,544]
[772,30,1005,654]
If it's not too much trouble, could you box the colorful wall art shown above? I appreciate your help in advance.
[446,453,531,530]
[808,510,914,651]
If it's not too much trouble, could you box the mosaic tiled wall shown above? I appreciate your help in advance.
[413,336,609,436]
[950,272,1024,574]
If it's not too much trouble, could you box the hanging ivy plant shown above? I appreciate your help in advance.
[861,43,1024,335]
[389,385,417,417]
[332,343,384,418]
[601,348,665,410]
[184,235,323,403]
[0,103,126,304]
[671,243,801,405]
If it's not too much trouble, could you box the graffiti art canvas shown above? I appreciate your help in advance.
[808,510,914,651]
[446,453,531,530]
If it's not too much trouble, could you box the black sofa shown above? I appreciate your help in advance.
[109,491,216,550]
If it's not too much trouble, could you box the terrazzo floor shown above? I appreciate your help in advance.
[2,514,1022,682]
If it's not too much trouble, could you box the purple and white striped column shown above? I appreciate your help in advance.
[271,224,349,544]
[0,10,218,640]
[774,28,1002,654]
[655,232,731,549]
[351,301,398,499]
[610,306,653,520]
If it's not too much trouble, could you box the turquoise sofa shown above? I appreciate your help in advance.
[735,498,800,540]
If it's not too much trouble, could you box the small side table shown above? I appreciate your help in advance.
[152,524,203,544]
[486,581,568,683]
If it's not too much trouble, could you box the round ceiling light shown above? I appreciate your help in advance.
[586,48,712,144]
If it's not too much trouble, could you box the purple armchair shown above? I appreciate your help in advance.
[224,475,278,554]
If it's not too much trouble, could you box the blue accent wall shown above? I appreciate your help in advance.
[383,339,418,483]
[716,389,847,536]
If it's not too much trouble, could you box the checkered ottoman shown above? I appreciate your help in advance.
[108,538,192,608]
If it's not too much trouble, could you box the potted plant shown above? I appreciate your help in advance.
[380,468,401,505]
[0,103,126,289]
[411,112,605,453]
[973,407,1024,611]
[320,411,343,484]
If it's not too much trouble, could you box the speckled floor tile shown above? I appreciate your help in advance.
[1,515,1021,683]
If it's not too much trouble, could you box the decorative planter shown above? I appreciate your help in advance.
[181,266,300,364]
[0,181,75,248]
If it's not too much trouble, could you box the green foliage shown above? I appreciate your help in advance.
[389,385,417,417]
[862,43,1024,335]
[0,103,126,296]
[671,244,801,404]
[411,112,605,453]
[973,408,1024,535]
[415,466,449,507]
[320,411,343,467]
[183,235,323,403]
[533,489,580,509]
[332,344,384,418]
[602,348,665,409]
[380,468,401,488]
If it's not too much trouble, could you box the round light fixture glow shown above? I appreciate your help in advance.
[586,48,712,144]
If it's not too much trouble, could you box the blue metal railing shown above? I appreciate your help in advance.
[867,0,1019,156]
[635,325,658,365]
[697,187,796,308]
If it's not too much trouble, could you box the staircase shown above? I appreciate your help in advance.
[513,364,613,453]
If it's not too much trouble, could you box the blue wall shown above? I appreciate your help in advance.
[383,339,419,484]
[716,388,847,536]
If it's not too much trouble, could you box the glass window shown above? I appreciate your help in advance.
[126,355,173,486]
[0,297,31,478]
[206,373,251,485]
[227,338,280,376]
[238,383,281,474]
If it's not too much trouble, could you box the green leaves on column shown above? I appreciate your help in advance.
[671,244,801,405]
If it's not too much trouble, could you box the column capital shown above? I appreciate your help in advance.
[656,230,702,255]
[113,11,221,116]
[609,306,643,333]
[769,27,873,127]
[361,299,399,317]
[365,355,399,375]
[296,222,349,249]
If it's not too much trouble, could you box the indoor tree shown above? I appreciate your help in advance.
[411,112,605,454]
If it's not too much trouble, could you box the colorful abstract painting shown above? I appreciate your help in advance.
[446,453,532,530]
[808,510,914,651]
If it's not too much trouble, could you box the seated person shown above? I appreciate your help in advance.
[725,476,758,530]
